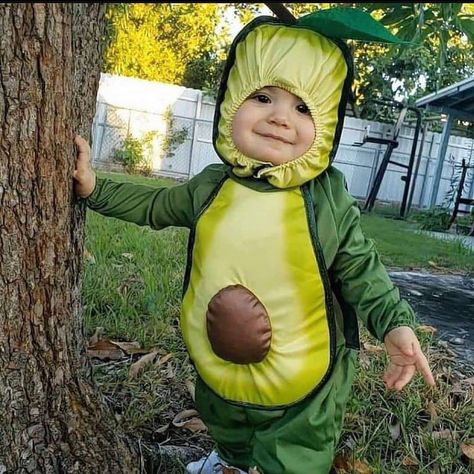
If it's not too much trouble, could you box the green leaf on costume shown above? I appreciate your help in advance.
[296,7,411,44]
[362,3,412,13]
[451,3,464,16]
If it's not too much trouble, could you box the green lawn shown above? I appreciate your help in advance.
[361,213,474,273]
[83,171,474,473]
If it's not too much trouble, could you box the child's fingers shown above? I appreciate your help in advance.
[383,363,403,388]
[415,350,436,386]
[392,364,416,391]
[74,134,88,148]
[75,135,91,158]
[74,135,92,173]
[385,363,415,390]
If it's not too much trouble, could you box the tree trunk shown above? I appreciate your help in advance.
[0,4,139,473]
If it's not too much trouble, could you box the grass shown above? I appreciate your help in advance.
[83,171,474,473]
[83,172,186,344]
[360,213,474,274]
[340,328,473,473]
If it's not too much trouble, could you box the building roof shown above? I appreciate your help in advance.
[415,76,474,123]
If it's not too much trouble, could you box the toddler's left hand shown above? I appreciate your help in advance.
[383,326,435,391]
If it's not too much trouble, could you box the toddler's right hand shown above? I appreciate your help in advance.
[73,135,96,199]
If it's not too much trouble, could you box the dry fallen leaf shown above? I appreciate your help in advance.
[333,454,350,472]
[155,353,173,367]
[87,339,124,360]
[401,455,419,467]
[352,460,372,474]
[428,260,443,270]
[88,326,104,346]
[166,361,176,379]
[363,343,384,353]
[84,248,96,264]
[461,440,474,460]
[426,400,439,423]
[333,455,372,474]
[432,429,457,441]
[417,325,437,334]
[172,409,208,433]
[154,423,170,435]
[129,349,159,378]
[185,379,196,402]
[110,340,149,355]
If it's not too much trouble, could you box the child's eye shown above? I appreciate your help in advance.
[296,103,311,115]
[252,94,271,104]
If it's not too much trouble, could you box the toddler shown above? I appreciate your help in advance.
[74,9,435,474]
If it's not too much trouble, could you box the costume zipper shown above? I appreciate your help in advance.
[301,184,337,393]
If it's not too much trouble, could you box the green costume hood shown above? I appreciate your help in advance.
[212,8,406,189]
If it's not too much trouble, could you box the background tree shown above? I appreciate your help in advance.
[357,3,474,121]
[0,4,138,472]
[362,3,474,86]
[104,3,229,93]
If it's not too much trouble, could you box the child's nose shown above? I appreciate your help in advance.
[268,110,290,127]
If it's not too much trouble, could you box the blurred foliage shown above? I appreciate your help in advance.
[113,132,157,176]
[411,207,452,232]
[354,3,474,128]
[160,107,189,159]
[104,4,229,93]
[111,108,189,175]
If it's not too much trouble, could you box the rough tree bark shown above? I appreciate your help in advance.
[0,4,139,473]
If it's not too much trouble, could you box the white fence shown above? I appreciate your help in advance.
[92,74,474,209]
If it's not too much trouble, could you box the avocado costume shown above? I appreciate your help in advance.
[87,8,416,473]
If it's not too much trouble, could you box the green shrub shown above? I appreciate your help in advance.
[411,207,451,231]
[113,131,157,175]
[160,106,188,159]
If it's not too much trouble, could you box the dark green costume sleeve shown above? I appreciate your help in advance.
[86,177,194,229]
[86,165,228,229]
[330,173,417,342]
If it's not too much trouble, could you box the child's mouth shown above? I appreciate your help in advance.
[257,132,292,144]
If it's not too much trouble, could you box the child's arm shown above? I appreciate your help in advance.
[330,177,434,390]
[73,135,196,229]
[331,199,415,340]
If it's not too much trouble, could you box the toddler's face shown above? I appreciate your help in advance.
[232,86,315,166]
